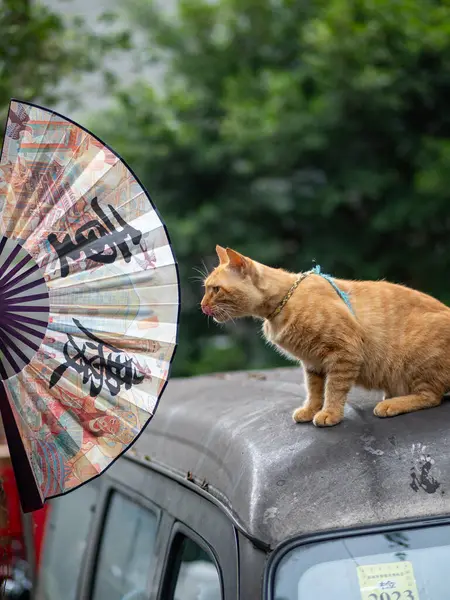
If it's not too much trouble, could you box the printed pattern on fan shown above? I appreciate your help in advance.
[0,100,179,500]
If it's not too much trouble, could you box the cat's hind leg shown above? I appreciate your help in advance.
[374,391,442,417]
[293,370,324,423]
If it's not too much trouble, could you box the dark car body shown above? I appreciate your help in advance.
[35,367,450,599]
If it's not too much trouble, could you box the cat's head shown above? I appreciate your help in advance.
[200,246,264,322]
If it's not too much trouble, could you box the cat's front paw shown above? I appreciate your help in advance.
[374,399,402,417]
[313,409,342,427]
[292,406,317,423]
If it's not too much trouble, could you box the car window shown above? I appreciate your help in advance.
[271,524,450,600]
[36,483,98,600]
[92,492,158,600]
[167,533,222,600]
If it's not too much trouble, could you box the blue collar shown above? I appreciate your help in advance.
[310,265,355,315]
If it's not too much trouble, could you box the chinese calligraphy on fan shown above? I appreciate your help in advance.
[49,319,144,397]
[48,196,142,277]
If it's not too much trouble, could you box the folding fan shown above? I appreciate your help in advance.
[0,99,179,512]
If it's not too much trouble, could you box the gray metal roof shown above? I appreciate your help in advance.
[132,367,450,549]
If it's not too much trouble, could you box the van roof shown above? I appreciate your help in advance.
[131,367,450,549]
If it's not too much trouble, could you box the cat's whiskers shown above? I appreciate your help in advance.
[190,275,206,283]
[212,303,236,325]
[193,264,210,280]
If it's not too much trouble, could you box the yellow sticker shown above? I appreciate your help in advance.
[357,561,420,600]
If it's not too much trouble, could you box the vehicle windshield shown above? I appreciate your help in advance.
[271,523,450,600]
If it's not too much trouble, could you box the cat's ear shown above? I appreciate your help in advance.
[226,248,252,274]
[216,245,229,265]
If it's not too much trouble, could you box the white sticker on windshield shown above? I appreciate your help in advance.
[357,561,420,600]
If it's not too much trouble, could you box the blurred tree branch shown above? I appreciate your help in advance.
[0,0,131,123]
[93,0,450,375]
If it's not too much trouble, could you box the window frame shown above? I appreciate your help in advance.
[137,459,240,600]
[263,515,450,600]
[77,457,239,600]
[84,481,163,600]
[36,478,101,600]
[159,520,225,600]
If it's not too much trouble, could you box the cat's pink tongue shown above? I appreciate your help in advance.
[202,305,214,316]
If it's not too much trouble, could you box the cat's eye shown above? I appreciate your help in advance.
[212,286,221,294]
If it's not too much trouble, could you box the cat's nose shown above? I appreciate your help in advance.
[202,304,214,316]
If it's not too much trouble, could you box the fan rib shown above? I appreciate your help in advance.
[3,292,49,305]
[0,315,46,340]
[5,305,49,313]
[2,263,40,293]
[0,336,20,372]
[0,328,32,364]
[0,359,7,380]
[6,314,48,328]
[0,237,8,261]
[0,254,32,286]
[0,323,40,352]
[3,277,46,300]
[0,244,22,278]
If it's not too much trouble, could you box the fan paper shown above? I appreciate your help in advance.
[0,100,179,512]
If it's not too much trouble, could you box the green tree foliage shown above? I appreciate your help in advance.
[94,0,450,376]
[0,0,130,121]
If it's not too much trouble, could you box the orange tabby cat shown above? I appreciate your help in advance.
[200,245,450,426]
